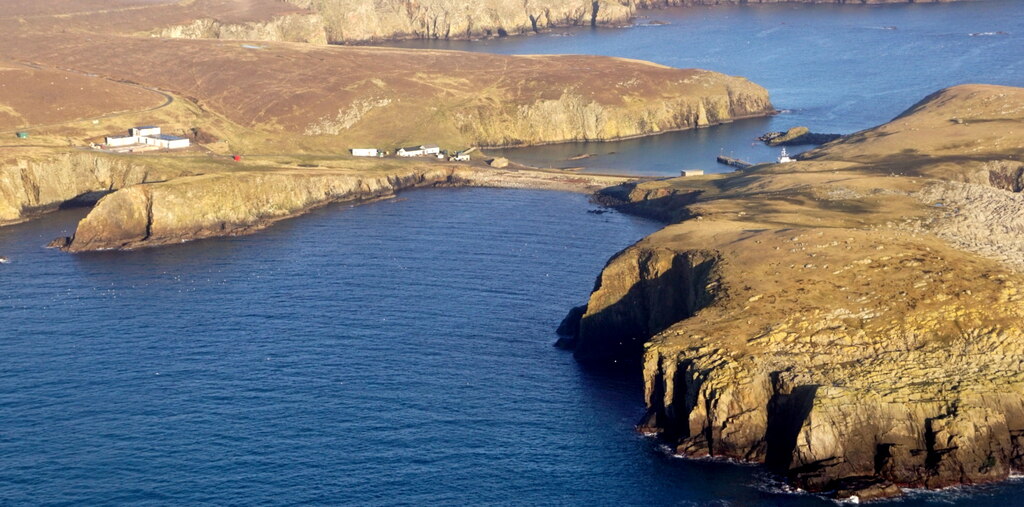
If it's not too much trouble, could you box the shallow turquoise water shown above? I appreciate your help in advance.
[382,0,1024,175]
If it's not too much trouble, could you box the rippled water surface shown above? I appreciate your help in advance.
[383,0,1024,175]
[3,189,1023,505]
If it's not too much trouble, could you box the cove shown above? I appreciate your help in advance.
[380,0,1024,176]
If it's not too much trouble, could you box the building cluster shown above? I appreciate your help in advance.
[351,144,471,162]
[103,126,190,152]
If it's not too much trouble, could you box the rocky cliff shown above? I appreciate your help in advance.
[4,34,773,149]
[285,0,634,43]
[152,0,971,44]
[559,84,1024,500]
[59,164,633,251]
[0,152,188,226]
[156,12,328,44]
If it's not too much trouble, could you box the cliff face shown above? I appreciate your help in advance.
[560,84,1024,500]
[0,153,188,226]
[60,164,633,251]
[286,0,635,43]
[464,69,771,146]
[152,0,971,44]
[156,12,328,44]
[3,35,773,150]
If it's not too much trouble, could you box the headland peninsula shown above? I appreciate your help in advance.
[1,0,1021,503]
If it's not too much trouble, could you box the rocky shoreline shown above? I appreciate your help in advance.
[557,84,1024,501]
[44,164,634,252]
[148,0,978,45]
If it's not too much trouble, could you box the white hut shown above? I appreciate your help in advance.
[397,144,441,157]
[351,148,380,157]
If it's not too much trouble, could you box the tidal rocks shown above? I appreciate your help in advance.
[759,126,842,147]
[488,157,510,169]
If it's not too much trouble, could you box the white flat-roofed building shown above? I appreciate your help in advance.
[105,135,140,147]
[142,134,190,149]
[104,126,189,150]
[131,126,161,137]
[397,144,441,157]
[351,148,379,157]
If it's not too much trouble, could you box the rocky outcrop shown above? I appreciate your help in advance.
[759,126,841,147]
[561,84,1024,500]
[0,153,188,226]
[6,36,774,149]
[568,245,720,365]
[157,0,973,44]
[286,0,634,43]
[59,165,634,251]
[156,13,328,44]
[467,71,772,146]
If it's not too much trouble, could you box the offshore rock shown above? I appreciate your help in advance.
[758,126,842,147]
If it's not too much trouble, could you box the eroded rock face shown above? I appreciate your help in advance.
[65,166,465,251]
[286,0,634,43]
[60,165,635,251]
[563,84,1024,499]
[157,13,328,44]
[0,153,188,226]
[568,245,719,366]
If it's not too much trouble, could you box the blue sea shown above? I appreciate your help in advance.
[384,0,1024,175]
[5,2,1024,505]
[3,189,1024,505]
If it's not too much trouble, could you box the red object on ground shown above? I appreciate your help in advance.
[233,155,241,161]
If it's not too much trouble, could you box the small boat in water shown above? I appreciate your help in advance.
[0,256,10,264]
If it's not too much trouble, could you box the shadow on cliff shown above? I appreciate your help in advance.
[556,249,719,370]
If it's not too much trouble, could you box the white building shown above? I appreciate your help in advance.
[351,148,380,157]
[143,134,190,149]
[103,126,190,150]
[131,126,161,137]
[680,169,704,177]
[105,135,140,147]
[396,144,441,157]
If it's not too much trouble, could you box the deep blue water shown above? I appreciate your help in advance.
[3,189,1024,505]
[383,0,1024,175]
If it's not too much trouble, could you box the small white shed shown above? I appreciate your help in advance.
[105,136,139,147]
[351,148,379,157]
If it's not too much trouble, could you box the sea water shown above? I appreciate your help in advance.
[3,189,1023,505]
[382,0,1024,175]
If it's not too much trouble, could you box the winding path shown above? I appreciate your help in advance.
[0,60,176,136]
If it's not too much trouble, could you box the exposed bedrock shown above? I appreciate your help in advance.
[285,0,635,43]
[59,165,633,252]
[156,13,328,44]
[0,153,189,226]
[560,84,1024,499]
[565,245,719,366]
[590,228,1024,499]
